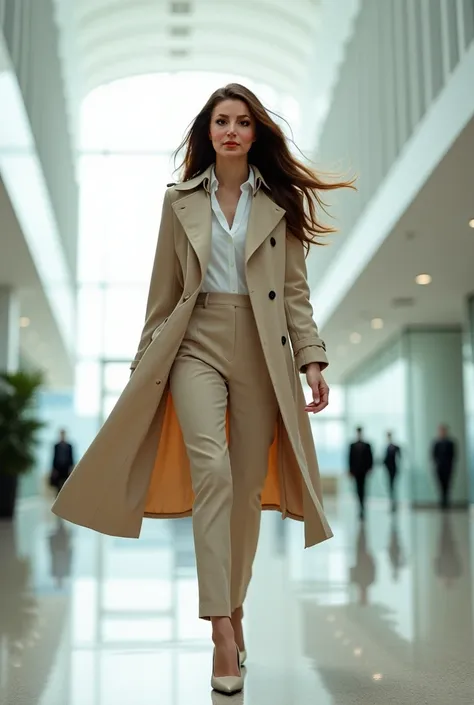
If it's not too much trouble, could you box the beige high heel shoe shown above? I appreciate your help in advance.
[239,649,247,666]
[211,645,243,695]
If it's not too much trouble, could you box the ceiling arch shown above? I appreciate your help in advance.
[66,0,322,101]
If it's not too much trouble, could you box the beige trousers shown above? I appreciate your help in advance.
[169,293,279,618]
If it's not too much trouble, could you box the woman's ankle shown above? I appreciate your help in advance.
[211,616,235,645]
[230,607,245,650]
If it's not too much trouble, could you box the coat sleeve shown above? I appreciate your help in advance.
[131,189,181,370]
[284,233,329,372]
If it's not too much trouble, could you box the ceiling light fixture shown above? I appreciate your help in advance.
[371,318,384,330]
[415,273,432,285]
[350,332,362,344]
[469,219,474,228]
[19,317,30,328]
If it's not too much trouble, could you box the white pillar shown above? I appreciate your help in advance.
[0,286,20,373]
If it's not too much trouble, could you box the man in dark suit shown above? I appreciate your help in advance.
[384,432,401,512]
[349,427,373,520]
[50,430,75,495]
[432,424,456,510]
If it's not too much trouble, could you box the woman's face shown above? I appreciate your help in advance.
[209,99,256,159]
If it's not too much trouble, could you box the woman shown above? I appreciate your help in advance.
[53,84,352,694]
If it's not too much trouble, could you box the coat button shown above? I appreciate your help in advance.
[156,380,162,385]
[268,290,276,300]
[270,237,276,247]
[281,336,287,345]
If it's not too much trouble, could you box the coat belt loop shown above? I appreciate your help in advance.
[204,293,210,308]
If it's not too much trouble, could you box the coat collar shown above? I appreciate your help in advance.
[171,165,285,282]
[174,163,269,195]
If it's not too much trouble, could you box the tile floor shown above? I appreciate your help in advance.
[1,497,473,704]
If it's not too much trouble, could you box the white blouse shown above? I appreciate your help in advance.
[201,166,256,294]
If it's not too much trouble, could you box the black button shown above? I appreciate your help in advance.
[269,290,276,300]
[281,336,287,345]
[270,237,276,247]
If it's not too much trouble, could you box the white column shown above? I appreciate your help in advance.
[0,285,20,372]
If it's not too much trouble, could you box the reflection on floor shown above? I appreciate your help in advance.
[1,498,474,704]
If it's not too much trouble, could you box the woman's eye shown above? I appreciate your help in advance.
[216,119,226,126]
[241,120,251,127]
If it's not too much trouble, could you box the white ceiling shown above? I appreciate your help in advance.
[0,178,74,387]
[69,0,322,100]
[320,116,474,383]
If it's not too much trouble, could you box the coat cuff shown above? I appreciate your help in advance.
[295,345,329,373]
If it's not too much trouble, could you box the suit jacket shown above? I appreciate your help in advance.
[432,438,455,470]
[52,442,74,472]
[384,444,401,473]
[349,441,373,477]
[52,164,333,548]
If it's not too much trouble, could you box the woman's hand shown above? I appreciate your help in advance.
[304,362,329,414]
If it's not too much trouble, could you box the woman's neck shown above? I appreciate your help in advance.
[214,157,249,191]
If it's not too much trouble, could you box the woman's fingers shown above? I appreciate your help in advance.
[305,382,329,413]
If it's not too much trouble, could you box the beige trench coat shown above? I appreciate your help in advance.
[52,165,333,548]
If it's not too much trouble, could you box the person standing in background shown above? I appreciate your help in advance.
[50,430,75,495]
[432,424,456,510]
[383,432,401,513]
[349,427,373,520]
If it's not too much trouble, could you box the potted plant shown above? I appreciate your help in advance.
[0,370,45,519]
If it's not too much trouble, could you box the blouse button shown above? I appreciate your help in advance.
[269,291,276,300]
[270,237,276,247]
[281,336,287,346]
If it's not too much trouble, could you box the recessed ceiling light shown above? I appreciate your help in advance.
[415,273,432,285]
[371,318,384,330]
[372,673,383,682]
[469,218,474,228]
[19,317,30,328]
[350,332,362,344]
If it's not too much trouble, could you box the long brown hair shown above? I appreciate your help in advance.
[174,83,355,249]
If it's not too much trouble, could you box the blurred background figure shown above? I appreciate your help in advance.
[383,431,401,513]
[49,430,75,496]
[432,425,456,510]
[348,427,373,520]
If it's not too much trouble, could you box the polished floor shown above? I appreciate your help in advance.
[1,496,474,704]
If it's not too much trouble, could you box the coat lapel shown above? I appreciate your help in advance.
[171,164,285,276]
[172,189,212,282]
[245,189,286,263]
